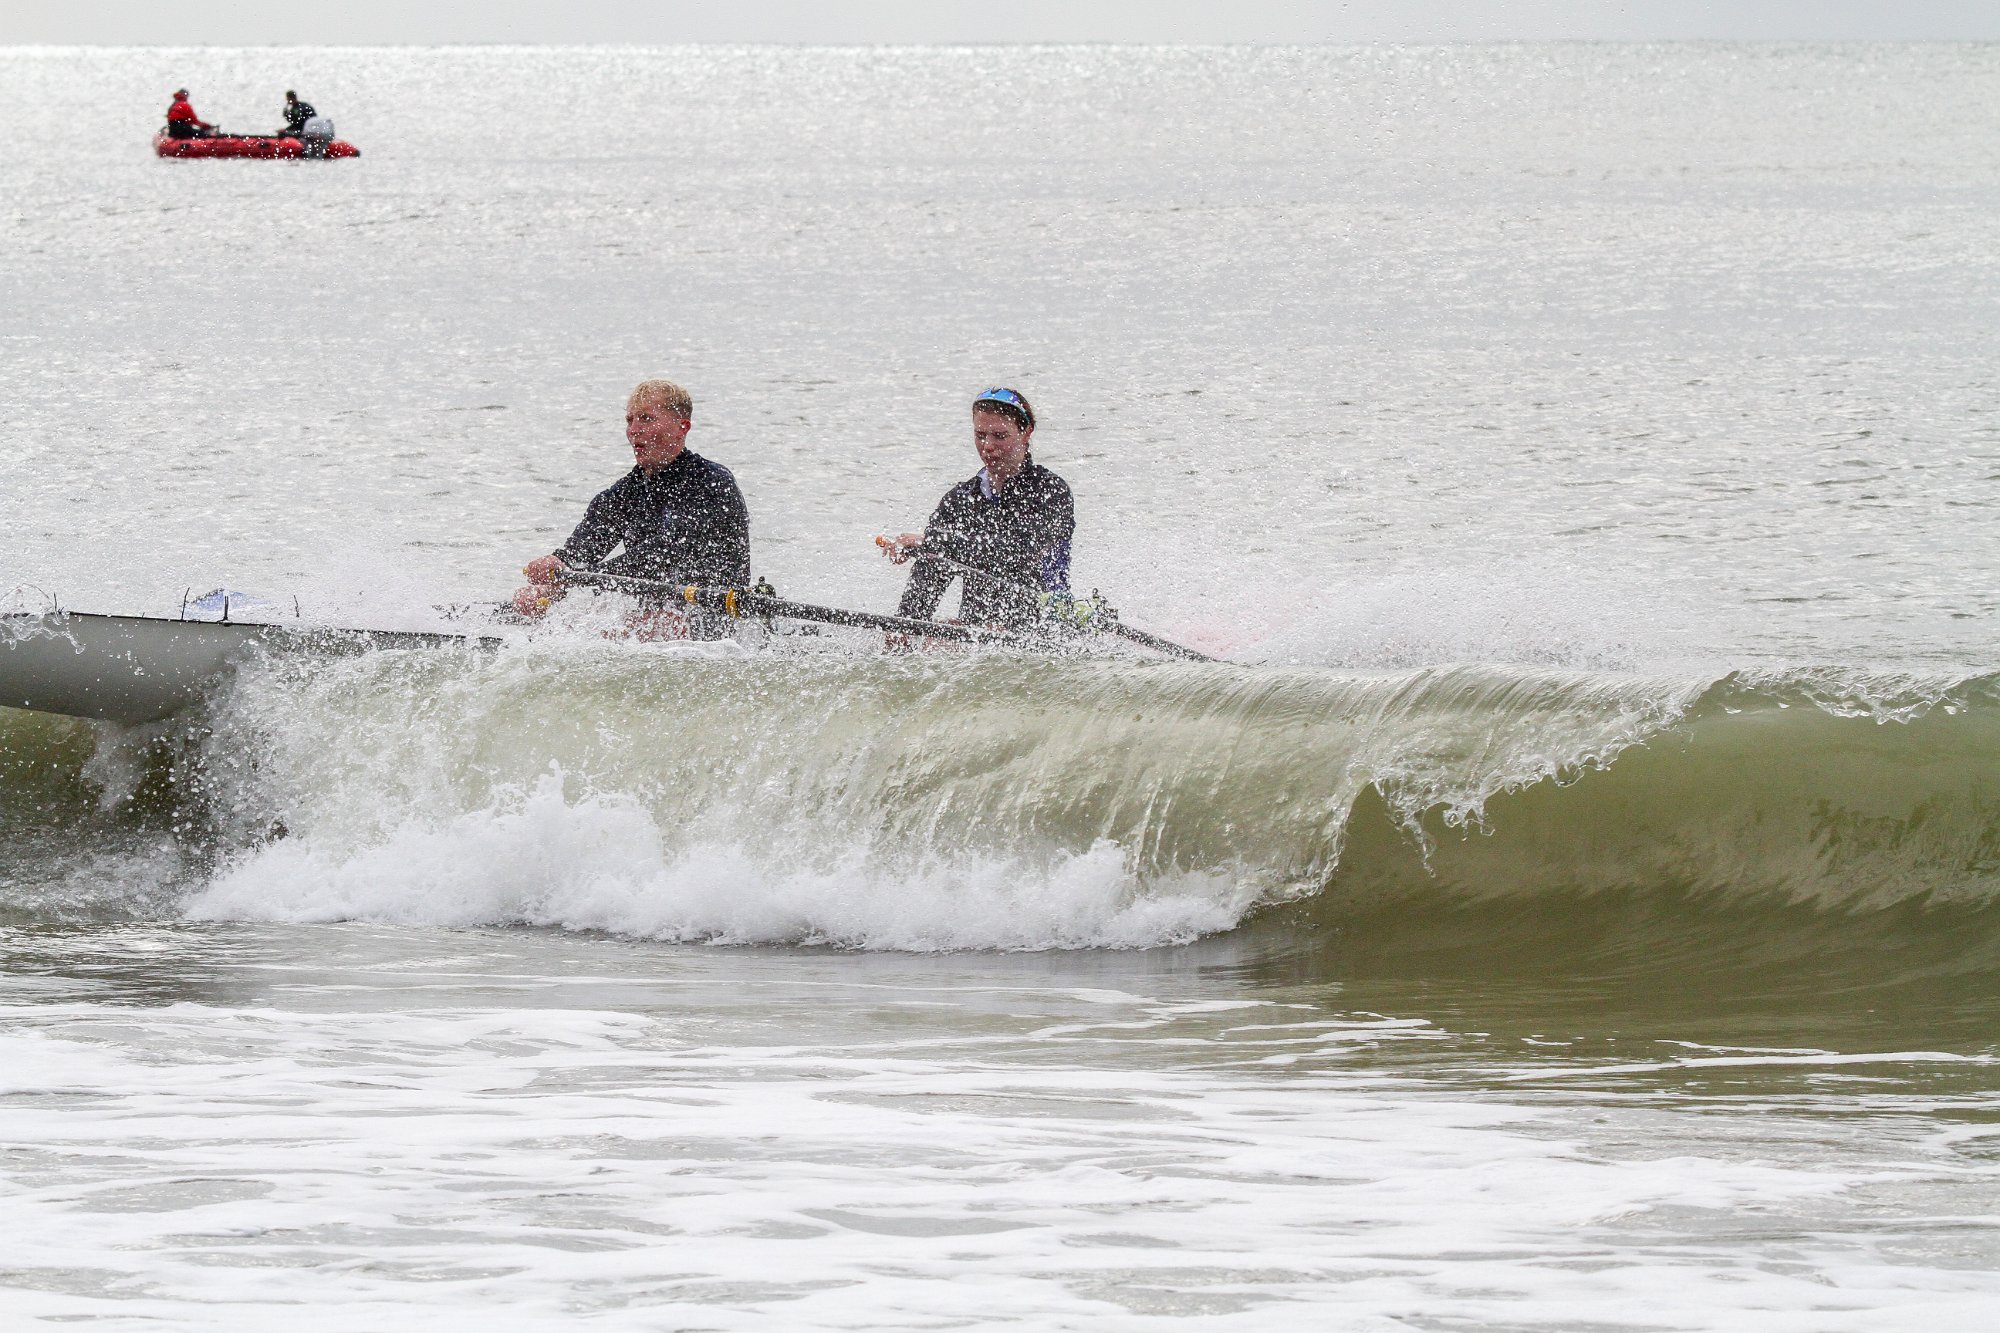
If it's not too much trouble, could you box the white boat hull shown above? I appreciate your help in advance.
[1,611,491,724]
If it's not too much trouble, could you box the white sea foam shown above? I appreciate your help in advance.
[186,773,1253,949]
[0,982,1993,1331]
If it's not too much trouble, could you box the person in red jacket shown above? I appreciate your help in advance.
[164,89,217,140]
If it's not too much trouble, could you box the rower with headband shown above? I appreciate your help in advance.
[879,386,1075,632]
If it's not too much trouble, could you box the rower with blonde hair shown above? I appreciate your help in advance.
[514,378,750,637]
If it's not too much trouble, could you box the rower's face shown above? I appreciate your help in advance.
[972,409,1031,474]
[627,397,691,468]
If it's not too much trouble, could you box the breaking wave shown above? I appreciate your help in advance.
[2,643,1996,974]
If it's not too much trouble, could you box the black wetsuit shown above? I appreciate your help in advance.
[555,450,751,636]
[281,100,317,136]
[896,458,1074,630]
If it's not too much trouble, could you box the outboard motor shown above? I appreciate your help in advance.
[300,115,335,159]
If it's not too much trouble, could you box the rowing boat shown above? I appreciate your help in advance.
[2,577,1211,725]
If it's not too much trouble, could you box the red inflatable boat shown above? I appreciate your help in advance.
[153,132,360,160]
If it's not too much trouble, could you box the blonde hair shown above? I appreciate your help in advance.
[628,379,693,419]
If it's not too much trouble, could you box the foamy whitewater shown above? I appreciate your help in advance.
[2,41,1998,1330]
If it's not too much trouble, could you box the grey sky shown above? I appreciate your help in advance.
[5,0,1997,45]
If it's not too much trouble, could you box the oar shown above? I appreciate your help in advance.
[883,541,1217,663]
[1086,614,1216,663]
[555,569,1053,650]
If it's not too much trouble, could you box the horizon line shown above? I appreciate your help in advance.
[5,36,1998,49]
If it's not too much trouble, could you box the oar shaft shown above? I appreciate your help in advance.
[557,569,1042,648]
[1104,621,1212,662]
[564,563,1218,663]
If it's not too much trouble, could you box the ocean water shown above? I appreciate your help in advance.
[2,41,1999,1330]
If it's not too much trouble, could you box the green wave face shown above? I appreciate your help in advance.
[1326,674,2000,910]
[2,649,1997,998]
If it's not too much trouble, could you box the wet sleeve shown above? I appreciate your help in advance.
[895,494,960,620]
[555,490,621,569]
[1038,487,1075,592]
[706,472,752,585]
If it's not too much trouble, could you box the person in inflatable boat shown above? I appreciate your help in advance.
[164,90,217,140]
